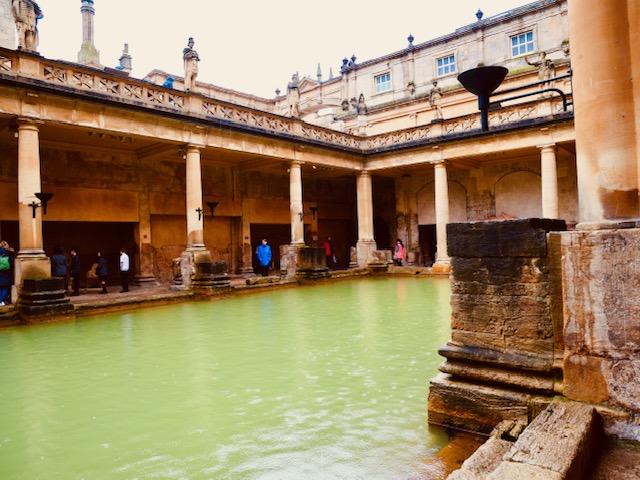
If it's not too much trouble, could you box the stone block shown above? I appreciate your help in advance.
[440,342,554,372]
[451,257,548,286]
[18,277,74,320]
[428,373,530,434]
[498,401,602,480]
[561,228,640,358]
[563,354,610,404]
[447,219,566,258]
[488,462,563,480]
[448,437,513,480]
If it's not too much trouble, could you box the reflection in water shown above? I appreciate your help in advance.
[0,277,458,480]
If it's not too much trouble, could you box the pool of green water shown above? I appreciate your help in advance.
[0,277,452,480]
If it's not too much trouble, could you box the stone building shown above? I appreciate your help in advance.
[0,0,576,285]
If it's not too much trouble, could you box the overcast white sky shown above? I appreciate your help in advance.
[35,0,532,98]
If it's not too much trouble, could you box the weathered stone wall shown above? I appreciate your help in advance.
[560,227,640,440]
[429,219,566,434]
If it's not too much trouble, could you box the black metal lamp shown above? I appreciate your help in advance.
[196,207,203,221]
[29,192,54,218]
[206,201,219,217]
[457,66,508,131]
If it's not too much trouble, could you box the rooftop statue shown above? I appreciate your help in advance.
[356,94,367,115]
[429,80,444,121]
[12,0,43,52]
[526,51,555,82]
[183,37,200,92]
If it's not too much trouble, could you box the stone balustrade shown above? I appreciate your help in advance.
[0,48,572,154]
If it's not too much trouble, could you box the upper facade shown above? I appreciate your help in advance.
[146,0,570,136]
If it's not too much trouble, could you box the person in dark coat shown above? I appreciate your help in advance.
[69,248,81,296]
[50,245,67,280]
[97,251,108,294]
[0,240,15,306]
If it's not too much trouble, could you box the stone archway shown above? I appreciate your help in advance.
[494,171,542,218]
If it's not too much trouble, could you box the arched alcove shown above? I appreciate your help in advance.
[494,171,542,218]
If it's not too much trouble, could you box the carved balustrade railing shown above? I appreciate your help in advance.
[0,49,572,154]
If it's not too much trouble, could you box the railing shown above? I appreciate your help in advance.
[0,49,573,154]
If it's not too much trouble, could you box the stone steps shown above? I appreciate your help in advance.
[448,401,602,480]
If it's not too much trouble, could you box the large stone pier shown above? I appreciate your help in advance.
[429,219,566,433]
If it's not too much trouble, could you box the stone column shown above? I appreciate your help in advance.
[185,144,205,250]
[289,161,304,246]
[433,160,450,272]
[540,144,559,219]
[177,144,229,289]
[240,198,254,274]
[134,190,157,285]
[569,0,639,224]
[14,119,50,289]
[356,170,376,266]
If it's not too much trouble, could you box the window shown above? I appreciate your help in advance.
[374,72,392,93]
[436,54,456,77]
[511,30,535,57]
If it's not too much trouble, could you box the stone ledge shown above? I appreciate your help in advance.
[448,219,567,258]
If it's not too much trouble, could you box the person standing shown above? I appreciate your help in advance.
[323,236,334,269]
[255,238,272,277]
[69,248,81,296]
[119,248,130,293]
[0,241,15,306]
[97,251,108,294]
[393,239,406,266]
[50,245,67,280]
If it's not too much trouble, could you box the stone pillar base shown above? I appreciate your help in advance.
[14,253,51,294]
[356,240,377,267]
[134,275,159,287]
[280,243,305,278]
[296,247,330,280]
[175,249,231,290]
[17,278,74,322]
[348,246,358,269]
[431,260,450,274]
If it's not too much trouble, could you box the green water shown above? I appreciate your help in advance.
[0,277,452,480]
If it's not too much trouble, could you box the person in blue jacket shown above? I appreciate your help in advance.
[255,238,272,276]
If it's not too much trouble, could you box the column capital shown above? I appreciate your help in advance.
[358,169,371,177]
[537,143,556,152]
[290,160,303,168]
[432,159,448,168]
[16,117,43,131]
[185,143,203,153]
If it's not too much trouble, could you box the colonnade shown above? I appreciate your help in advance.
[428,144,560,269]
[12,118,563,292]
[10,126,381,293]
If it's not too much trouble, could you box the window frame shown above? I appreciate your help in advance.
[435,53,457,78]
[509,29,537,58]
[373,71,393,94]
